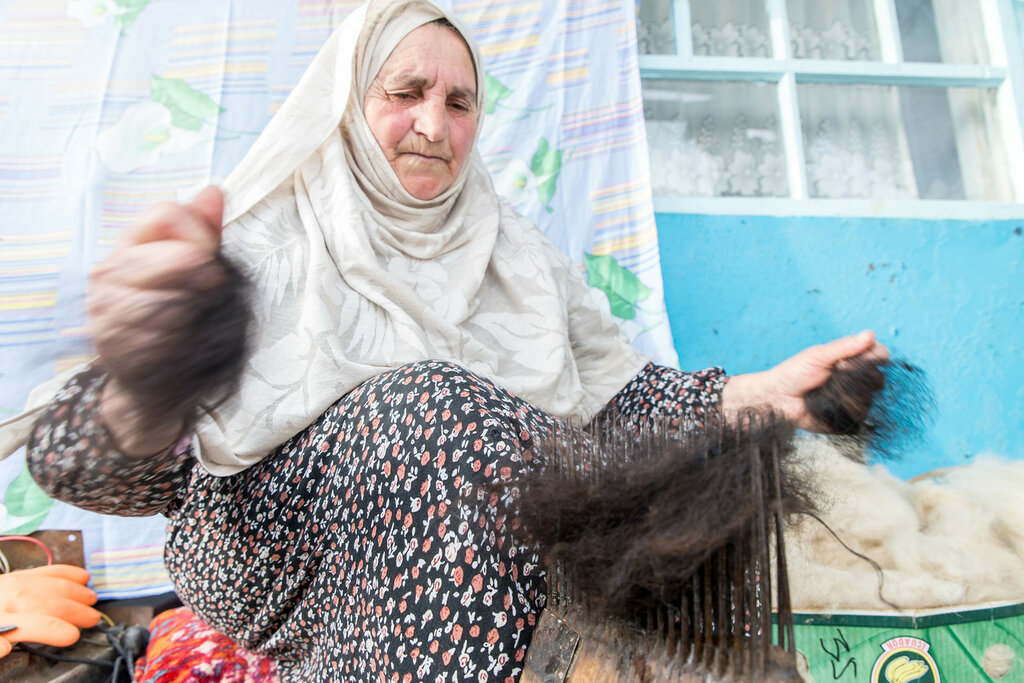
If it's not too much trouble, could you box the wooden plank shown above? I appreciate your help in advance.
[1,530,85,570]
[521,612,581,682]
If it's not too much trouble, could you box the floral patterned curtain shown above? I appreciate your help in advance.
[0,0,675,597]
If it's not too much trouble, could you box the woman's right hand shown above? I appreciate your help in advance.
[721,330,888,432]
[88,186,227,455]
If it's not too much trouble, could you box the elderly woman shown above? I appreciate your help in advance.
[22,0,883,680]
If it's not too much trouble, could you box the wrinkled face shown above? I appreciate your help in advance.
[363,23,478,200]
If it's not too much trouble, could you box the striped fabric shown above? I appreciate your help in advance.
[0,0,674,599]
[89,543,170,594]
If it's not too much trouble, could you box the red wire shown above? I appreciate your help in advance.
[0,535,54,565]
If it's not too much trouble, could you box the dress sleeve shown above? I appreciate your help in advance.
[597,362,727,434]
[26,364,194,517]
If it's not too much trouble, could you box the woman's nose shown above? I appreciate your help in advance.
[413,98,448,142]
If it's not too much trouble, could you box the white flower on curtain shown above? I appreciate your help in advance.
[646,120,724,197]
[791,22,874,60]
[692,23,712,55]
[96,101,206,173]
[805,119,914,199]
[495,158,533,204]
[95,76,230,174]
[726,149,759,195]
[821,20,873,60]
[790,24,817,59]
[646,105,788,198]
[692,21,770,57]
[741,25,770,57]
[757,151,786,196]
[637,16,674,55]
[66,0,150,30]
[711,22,742,56]
[67,0,126,27]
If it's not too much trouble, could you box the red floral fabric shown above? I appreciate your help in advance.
[134,607,279,682]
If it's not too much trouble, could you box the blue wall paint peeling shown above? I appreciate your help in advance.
[657,213,1024,479]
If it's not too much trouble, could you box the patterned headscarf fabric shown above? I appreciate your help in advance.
[1,0,648,475]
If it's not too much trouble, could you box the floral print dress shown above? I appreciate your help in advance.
[28,360,724,682]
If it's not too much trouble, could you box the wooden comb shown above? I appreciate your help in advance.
[514,413,809,682]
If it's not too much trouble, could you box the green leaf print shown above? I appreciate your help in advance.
[485,74,513,116]
[530,138,563,213]
[483,73,552,126]
[2,465,54,535]
[114,0,151,31]
[150,75,223,131]
[584,252,653,321]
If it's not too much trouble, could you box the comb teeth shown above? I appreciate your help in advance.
[517,412,804,681]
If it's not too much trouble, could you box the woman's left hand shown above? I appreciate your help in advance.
[721,330,889,431]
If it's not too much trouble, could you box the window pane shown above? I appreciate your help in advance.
[637,0,675,55]
[937,88,1011,200]
[799,84,1012,201]
[800,84,915,199]
[788,0,881,60]
[691,0,770,58]
[895,0,989,65]
[643,80,787,198]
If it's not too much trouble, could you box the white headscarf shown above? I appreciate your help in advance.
[1,0,648,475]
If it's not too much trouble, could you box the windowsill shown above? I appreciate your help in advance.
[652,196,1024,220]
[638,55,1007,87]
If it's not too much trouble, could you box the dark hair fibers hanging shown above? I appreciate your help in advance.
[514,414,815,619]
[507,413,818,681]
[507,356,935,680]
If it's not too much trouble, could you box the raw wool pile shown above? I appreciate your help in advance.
[784,435,1024,611]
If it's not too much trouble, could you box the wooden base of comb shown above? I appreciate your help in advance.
[523,604,801,682]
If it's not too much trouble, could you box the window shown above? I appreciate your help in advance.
[637,0,1024,211]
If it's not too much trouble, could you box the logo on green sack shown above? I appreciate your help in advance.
[872,637,940,683]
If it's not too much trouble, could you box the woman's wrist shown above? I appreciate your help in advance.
[720,371,772,419]
[721,369,805,424]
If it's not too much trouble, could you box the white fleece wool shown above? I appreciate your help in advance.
[785,436,1024,612]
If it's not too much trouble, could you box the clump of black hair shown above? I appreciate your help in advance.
[507,414,817,620]
[105,252,250,433]
[805,355,935,461]
[497,356,935,663]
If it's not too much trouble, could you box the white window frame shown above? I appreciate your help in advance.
[639,0,1024,218]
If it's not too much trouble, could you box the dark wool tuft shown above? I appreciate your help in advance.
[104,252,250,433]
[805,354,935,461]
[505,414,818,619]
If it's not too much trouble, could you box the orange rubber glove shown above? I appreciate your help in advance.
[0,564,101,658]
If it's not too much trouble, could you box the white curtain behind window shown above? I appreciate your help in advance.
[787,0,881,60]
[689,0,770,57]
[928,0,1011,200]
[640,0,1012,201]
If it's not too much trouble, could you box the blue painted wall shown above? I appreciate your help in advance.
[657,213,1024,479]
